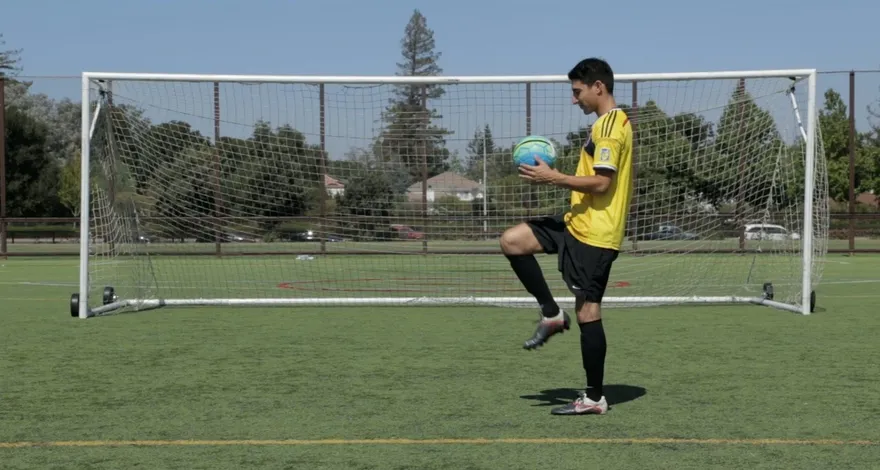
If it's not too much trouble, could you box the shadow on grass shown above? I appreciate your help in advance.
[519,384,646,407]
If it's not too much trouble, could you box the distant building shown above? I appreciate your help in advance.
[406,171,483,203]
[324,174,345,197]
[856,191,879,210]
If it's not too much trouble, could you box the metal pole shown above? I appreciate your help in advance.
[800,70,818,314]
[78,75,93,318]
[734,78,748,252]
[421,86,428,254]
[213,82,222,256]
[319,83,327,253]
[105,81,117,256]
[848,71,856,255]
[482,130,488,237]
[0,78,6,259]
[630,81,639,252]
[525,83,533,216]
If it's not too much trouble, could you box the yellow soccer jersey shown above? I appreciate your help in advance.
[564,108,634,251]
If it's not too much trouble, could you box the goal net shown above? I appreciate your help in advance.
[73,70,828,318]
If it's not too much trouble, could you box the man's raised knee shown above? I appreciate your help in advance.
[499,227,519,254]
[500,224,540,256]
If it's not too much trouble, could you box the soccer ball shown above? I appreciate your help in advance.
[513,135,557,167]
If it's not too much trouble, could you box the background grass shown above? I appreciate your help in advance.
[1,253,878,469]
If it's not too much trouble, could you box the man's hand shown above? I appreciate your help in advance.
[518,156,563,185]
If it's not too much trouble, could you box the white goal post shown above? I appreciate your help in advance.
[74,69,828,318]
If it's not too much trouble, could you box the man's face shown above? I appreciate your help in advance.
[571,79,599,114]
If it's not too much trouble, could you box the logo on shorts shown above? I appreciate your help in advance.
[599,147,610,161]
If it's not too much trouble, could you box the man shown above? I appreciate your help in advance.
[499,57,633,415]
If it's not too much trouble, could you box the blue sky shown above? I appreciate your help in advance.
[2,0,879,157]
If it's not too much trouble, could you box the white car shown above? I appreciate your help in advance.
[743,223,800,241]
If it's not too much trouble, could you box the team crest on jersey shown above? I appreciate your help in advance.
[599,147,610,161]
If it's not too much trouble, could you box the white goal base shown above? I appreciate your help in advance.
[80,293,811,318]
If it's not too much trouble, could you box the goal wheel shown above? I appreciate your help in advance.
[762,282,774,300]
[810,290,816,313]
[70,294,80,317]
[103,286,117,305]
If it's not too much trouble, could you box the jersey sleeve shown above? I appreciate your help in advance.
[591,110,628,172]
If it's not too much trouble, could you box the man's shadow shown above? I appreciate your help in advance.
[520,384,646,407]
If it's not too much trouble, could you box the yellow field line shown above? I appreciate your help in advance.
[1,438,877,448]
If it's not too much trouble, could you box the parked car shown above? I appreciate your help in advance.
[390,224,425,240]
[292,229,343,242]
[637,224,699,241]
[743,223,800,241]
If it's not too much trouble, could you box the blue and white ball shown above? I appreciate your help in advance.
[513,135,557,167]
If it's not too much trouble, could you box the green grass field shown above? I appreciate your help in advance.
[1,251,879,469]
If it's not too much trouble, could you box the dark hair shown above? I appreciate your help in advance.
[567,57,614,95]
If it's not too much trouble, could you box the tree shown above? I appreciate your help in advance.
[2,80,81,167]
[338,164,397,241]
[149,144,217,241]
[0,34,21,76]
[818,88,877,202]
[3,105,63,217]
[95,103,152,193]
[855,87,880,199]
[464,124,495,182]
[373,10,452,182]
[672,112,714,150]
[859,132,880,198]
[223,122,327,231]
[59,150,81,220]
[625,101,710,214]
[465,124,517,182]
[713,81,786,210]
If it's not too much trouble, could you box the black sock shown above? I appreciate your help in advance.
[579,319,606,401]
[505,254,559,317]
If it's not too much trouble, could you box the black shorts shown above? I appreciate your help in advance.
[526,215,619,303]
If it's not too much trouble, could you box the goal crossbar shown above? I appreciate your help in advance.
[82,69,818,84]
[75,68,826,318]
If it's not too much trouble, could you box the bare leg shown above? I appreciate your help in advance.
[499,223,544,256]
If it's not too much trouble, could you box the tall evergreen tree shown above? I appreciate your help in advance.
[465,124,517,182]
[373,10,452,182]
[0,33,22,76]
[465,124,495,182]
[713,81,785,209]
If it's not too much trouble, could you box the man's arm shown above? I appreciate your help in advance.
[518,158,616,194]
[518,122,622,193]
[557,118,625,194]
[553,169,614,194]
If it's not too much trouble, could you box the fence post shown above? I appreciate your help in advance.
[213,81,223,257]
[734,78,748,252]
[421,86,430,254]
[848,70,856,255]
[0,77,7,259]
[524,82,534,217]
[630,80,639,252]
[319,83,327,254]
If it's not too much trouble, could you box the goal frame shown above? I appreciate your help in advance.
[75,68,821,318]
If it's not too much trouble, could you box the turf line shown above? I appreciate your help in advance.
[1,438,877,448]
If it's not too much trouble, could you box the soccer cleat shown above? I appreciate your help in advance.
[550,392,608,415]
[523,310,570,350]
